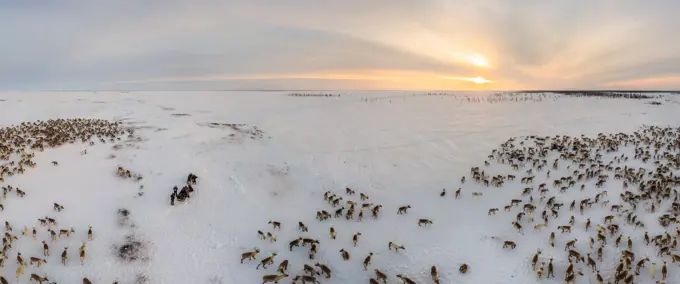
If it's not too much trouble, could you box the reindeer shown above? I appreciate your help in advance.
[339,249,350,260]
[388,241,405,252]
[29,274,49,284]
[353,232,362,246]
[53,202,64,212]
[512,221,523,234]
[277,260,288,273]
[240,248,260,263]
[534,223,547,232]
[397,205,411,214]
[79,243,86,265]
[61,247,68,265]
[564,238,577,250]
[459,263,469,274]
[531,249,542,270]
[298,221,308,232]
[42,241,49,256]
[15,263,26,279]
[292,275,320,284]
[371,205,383,218]
[363,252,374,270]
[431,266,439,283]
[418,219,433,226]
[268,221,281,230]
[262,274,288,284]
[315,263,331,278]
[257,252,277,269]
[289,238,302,251]
[503,241,516,249]
[537,262,545,280]
[374,269,388,283]
[59,227,75,238]
[266,232,277,242]
[396,274,417,284]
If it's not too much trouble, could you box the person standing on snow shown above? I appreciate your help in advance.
[171,186,178,206]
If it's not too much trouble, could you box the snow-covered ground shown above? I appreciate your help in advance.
[0,91,679,284]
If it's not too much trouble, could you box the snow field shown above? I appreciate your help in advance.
[0,91,679,283]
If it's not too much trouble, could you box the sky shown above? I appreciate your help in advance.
[1,0,679,91]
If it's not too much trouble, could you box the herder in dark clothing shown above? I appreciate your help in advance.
[170,186,178,206]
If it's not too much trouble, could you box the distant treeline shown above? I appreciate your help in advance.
[419,92,457,96]
[415,92,551,103]
[288,92,341,97]
[511,91,676,99]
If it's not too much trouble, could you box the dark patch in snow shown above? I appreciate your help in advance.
[159,106,176,111]
[646,101,663,105]
[114,234,150,263]
[135,273,150,284]
[117,208,132,227]
[171,113,191,117]
[92,101,107,104]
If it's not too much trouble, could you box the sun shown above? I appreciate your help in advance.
[467,55,489,67]
[468,76,491,84]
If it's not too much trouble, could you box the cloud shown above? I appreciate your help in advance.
[1,0,679,90]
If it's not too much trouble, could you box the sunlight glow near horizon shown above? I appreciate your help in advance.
[439,76,491,84]
[468,76,491,84]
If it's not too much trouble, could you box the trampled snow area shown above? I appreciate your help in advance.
[0,91,680,284]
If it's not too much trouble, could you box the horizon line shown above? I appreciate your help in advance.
[3,89,680,93]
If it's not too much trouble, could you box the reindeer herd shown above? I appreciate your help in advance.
[240,125,680,284]
[238,185,459,284]
[2,115,680,284]
[0,118,130,283]
[469,126,680,284]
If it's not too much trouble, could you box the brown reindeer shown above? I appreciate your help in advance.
[431,265,440,283]
[29,274,49,284]
[61,247,68,265]
[262,274,288,284]
[29,257,46,267]
[293,275,320,284]
[374,269,388,283]
[240,248,260,263]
